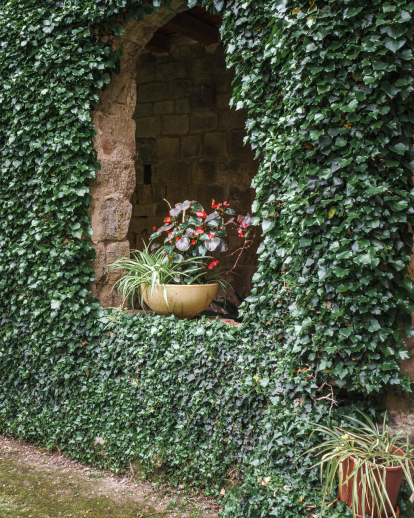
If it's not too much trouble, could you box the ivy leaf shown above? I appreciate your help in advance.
[341,99,358,112]
[386,25,407,40]
[384,38,405,53]
[334,267,348,278]
[389,142,407,155]
[262,220,275,233]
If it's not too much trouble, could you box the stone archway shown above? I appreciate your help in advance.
[90,1,259,308]
[90,1,189,307]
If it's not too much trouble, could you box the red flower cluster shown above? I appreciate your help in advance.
[196,227,204,234]
[208,260,219,269]
[211,199,230,209]
[196,210,207,218]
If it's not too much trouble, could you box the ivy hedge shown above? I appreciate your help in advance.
[1,0,414,516]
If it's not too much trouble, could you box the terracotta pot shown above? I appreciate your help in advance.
[339,447,404,518]
[140,283,218,319]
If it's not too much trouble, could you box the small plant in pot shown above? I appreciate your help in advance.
[305,410,414,518]
[109,199,254,319]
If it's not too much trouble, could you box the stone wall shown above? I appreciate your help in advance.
[89,1,189,307]
[127,36,258,300]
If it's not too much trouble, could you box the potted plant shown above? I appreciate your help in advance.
[305,410,414,518]
[109,199,254,319]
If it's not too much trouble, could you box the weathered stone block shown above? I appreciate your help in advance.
[137,183,165,205]
[175,98,191,114]
[106,240,130,266]
[227,185,255,210]
[133,103,153,118]
[162,114,189,135]
[135,116,161,138]
[96,282,123,309]
[166,183,196,204]
[191,56,214,77]
[98,101,135,119]
[216,71,234,93]
[217,93,231,109]
[196,184,226,207]
[135,137,156,165]
[230,130,248,155]
[91,196,132,243]
[153,100,175,115]
[156,61,186,81]
[90,242,106,282]
[94,114,136,161]
[190,112,217,133]
[156,137,181,161]
[220,109,248,130]
[129,216,151,236]
[101,74,135,106]
[192,159,217,183]
[182,135,203,159]
[204,132,227,156]
[159,161,191,184]
[133,201,165,217]
[190,85,214,110]
[138,82,168,103]
[169,79,190,99]
[135,66,156,84]
[171,42,206,60]
[91,160,136,199]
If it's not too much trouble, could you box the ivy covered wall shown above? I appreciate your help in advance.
[1,0,414,517]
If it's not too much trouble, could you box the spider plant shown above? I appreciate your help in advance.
[304,409,414,518]
[109,243,204,309]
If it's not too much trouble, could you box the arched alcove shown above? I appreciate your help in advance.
[90,2,259,308]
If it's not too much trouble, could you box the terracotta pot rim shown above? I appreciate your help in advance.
[349,449,405,472]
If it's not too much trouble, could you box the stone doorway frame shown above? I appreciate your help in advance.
[89,1,190,307]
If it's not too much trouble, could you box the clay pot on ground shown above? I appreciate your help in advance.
[140,283,218,319]
[339,449,404,518]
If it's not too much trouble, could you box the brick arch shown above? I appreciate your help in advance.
[90,1,189,307]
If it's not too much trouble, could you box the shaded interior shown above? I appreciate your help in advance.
[127,7,259,305]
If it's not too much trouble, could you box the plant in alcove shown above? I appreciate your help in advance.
[150,198,255,280]
[111,199,255,320]
[109,242,205,312]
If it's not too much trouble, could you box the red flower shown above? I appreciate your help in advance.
[223,201,230,207]
[169,239,173,244]
[190,231,195,236]
[243,222,248,227]
[191,240,196,245]
[153,226,157,231]
[208,260,219,269]
[211,199,216,208]
[196,210,207,218]
[175,236,180,241]
[166,230,172,235]
[164,216,171,223]
[238,229,244,237]
[208,233,215,239]
[196,227,204,234]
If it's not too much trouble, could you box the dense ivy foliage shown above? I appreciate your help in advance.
[1,0,414,517]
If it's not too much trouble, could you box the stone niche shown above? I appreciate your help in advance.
[90,2,259,308]
[128,38,258,304]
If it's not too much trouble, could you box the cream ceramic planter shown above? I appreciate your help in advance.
[140,283,218,320]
